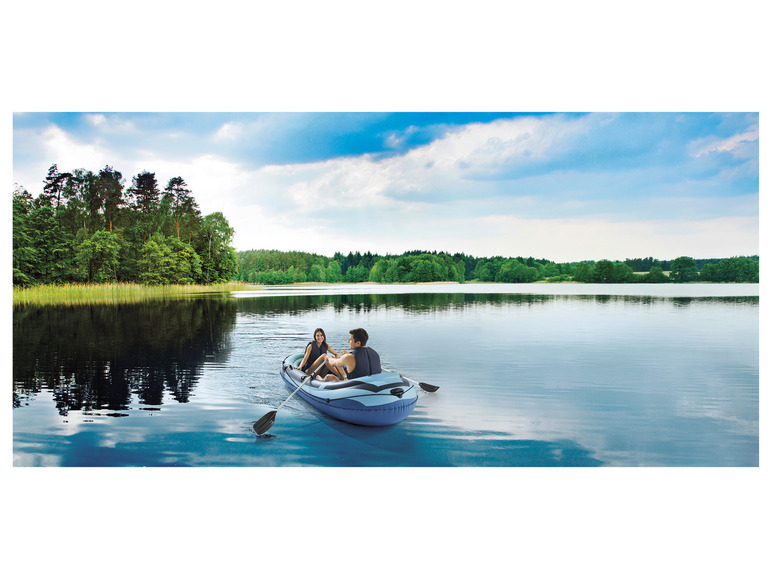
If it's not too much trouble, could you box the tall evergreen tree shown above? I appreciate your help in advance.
[128,171,160,215]
[42,164,71,208]
[97,166,125,232]
[163,176,199,239]
[12,187,37,285]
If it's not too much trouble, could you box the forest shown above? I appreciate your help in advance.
[13,164,238,286]
[12,164,757,287]
[236,250,759,284]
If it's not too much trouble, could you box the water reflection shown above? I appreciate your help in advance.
[310,410,605,467]
[12,289,758,467]
[234,291,759,314]
[13,298,237,414]
[14,292,758,416]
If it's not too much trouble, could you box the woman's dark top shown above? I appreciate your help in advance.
[301,341,327,372]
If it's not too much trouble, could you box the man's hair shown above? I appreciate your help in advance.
[349,328,369,346]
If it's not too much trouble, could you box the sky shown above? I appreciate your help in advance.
[12,111,759,262]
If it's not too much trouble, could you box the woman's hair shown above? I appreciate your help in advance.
[349,327,369,346]
[314,328,328,349]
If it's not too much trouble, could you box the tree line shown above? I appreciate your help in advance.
[571,256,758,283]
[237,250,759,284]
[14,164,757,288]
[237,250,465,284]
[13,164,238,286]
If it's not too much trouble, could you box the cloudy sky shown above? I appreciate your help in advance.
[13,111,758,262]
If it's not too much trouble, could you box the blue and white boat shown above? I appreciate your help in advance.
[279,352,418,426]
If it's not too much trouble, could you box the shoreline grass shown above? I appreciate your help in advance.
[12,281,256,307]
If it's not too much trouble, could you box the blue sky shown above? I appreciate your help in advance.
[13,111,758,261]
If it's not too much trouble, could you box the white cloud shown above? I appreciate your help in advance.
[475,214,759,261]
[240,116,584,214]
[12,113,759,261]
[121,152,255,216]
[226,194,758,260]
[14,125,112,190]
[84,113,138,134]
[42,125,107,165]
[385,125,418,148]
[213,121,245,142]
[692,127,759,158]
[193,114,757,259]
[85,113,107,127]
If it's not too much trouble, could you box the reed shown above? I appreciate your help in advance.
[12,281,257,307]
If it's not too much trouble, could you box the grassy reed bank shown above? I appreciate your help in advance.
[12,281,256,307]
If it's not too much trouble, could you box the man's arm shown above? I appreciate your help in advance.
[328,352,354,372]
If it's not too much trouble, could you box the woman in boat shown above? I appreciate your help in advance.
[296,328,345,380]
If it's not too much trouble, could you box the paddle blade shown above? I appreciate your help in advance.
[418,382,440,392]
[253,411,277,435]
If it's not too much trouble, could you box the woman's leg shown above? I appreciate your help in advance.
[307,354,327,375]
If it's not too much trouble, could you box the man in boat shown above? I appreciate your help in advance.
[310,327,382,382]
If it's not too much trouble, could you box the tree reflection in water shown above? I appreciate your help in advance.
[13,298,237,414]
[14,291,756,417]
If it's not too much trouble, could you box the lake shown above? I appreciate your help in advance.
[12,283,759,467]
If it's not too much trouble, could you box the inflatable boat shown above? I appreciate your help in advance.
[279,352,418,426]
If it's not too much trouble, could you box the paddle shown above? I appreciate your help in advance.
[381,366,440,392]
[253,367,321,435]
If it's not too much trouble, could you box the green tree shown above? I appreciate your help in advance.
[15,182,81,285]
[383,259,408,283]
[472,260,500,282]
[699,257,759,282]
[572,262,595,282]
[127,171,163,242]
[97,166,125,232]
[57,169,94,236]
[12,187,38,285]
[76,230,122,282]
[308,263,326,282]
[194,212,237,283]
[670,256,698,283]
[408,258,439,282]
[65,169,104,233]
[452,259,466,282]
[167,236,203,283]
[344,264,369,282]
[25,203,77,283]
[642,266,669,283]
[611,262,634,283]
[127,171,160,215]
[42,163,71,209]
[542,262,560,278]
[495,259,539,283]
[369,259,390,282]
[137,238,173,284]
[135,235,202,284]
[325,260,343,282]
[593,260,615,283]
[163,176,200,240]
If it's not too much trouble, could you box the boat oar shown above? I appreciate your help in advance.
[253,367,320,435]
[382,366,440,392]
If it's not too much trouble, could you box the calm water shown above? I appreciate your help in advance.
[13,283,759,467]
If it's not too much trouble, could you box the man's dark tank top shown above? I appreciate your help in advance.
[346,347,382,379]
[302,341,327,371]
